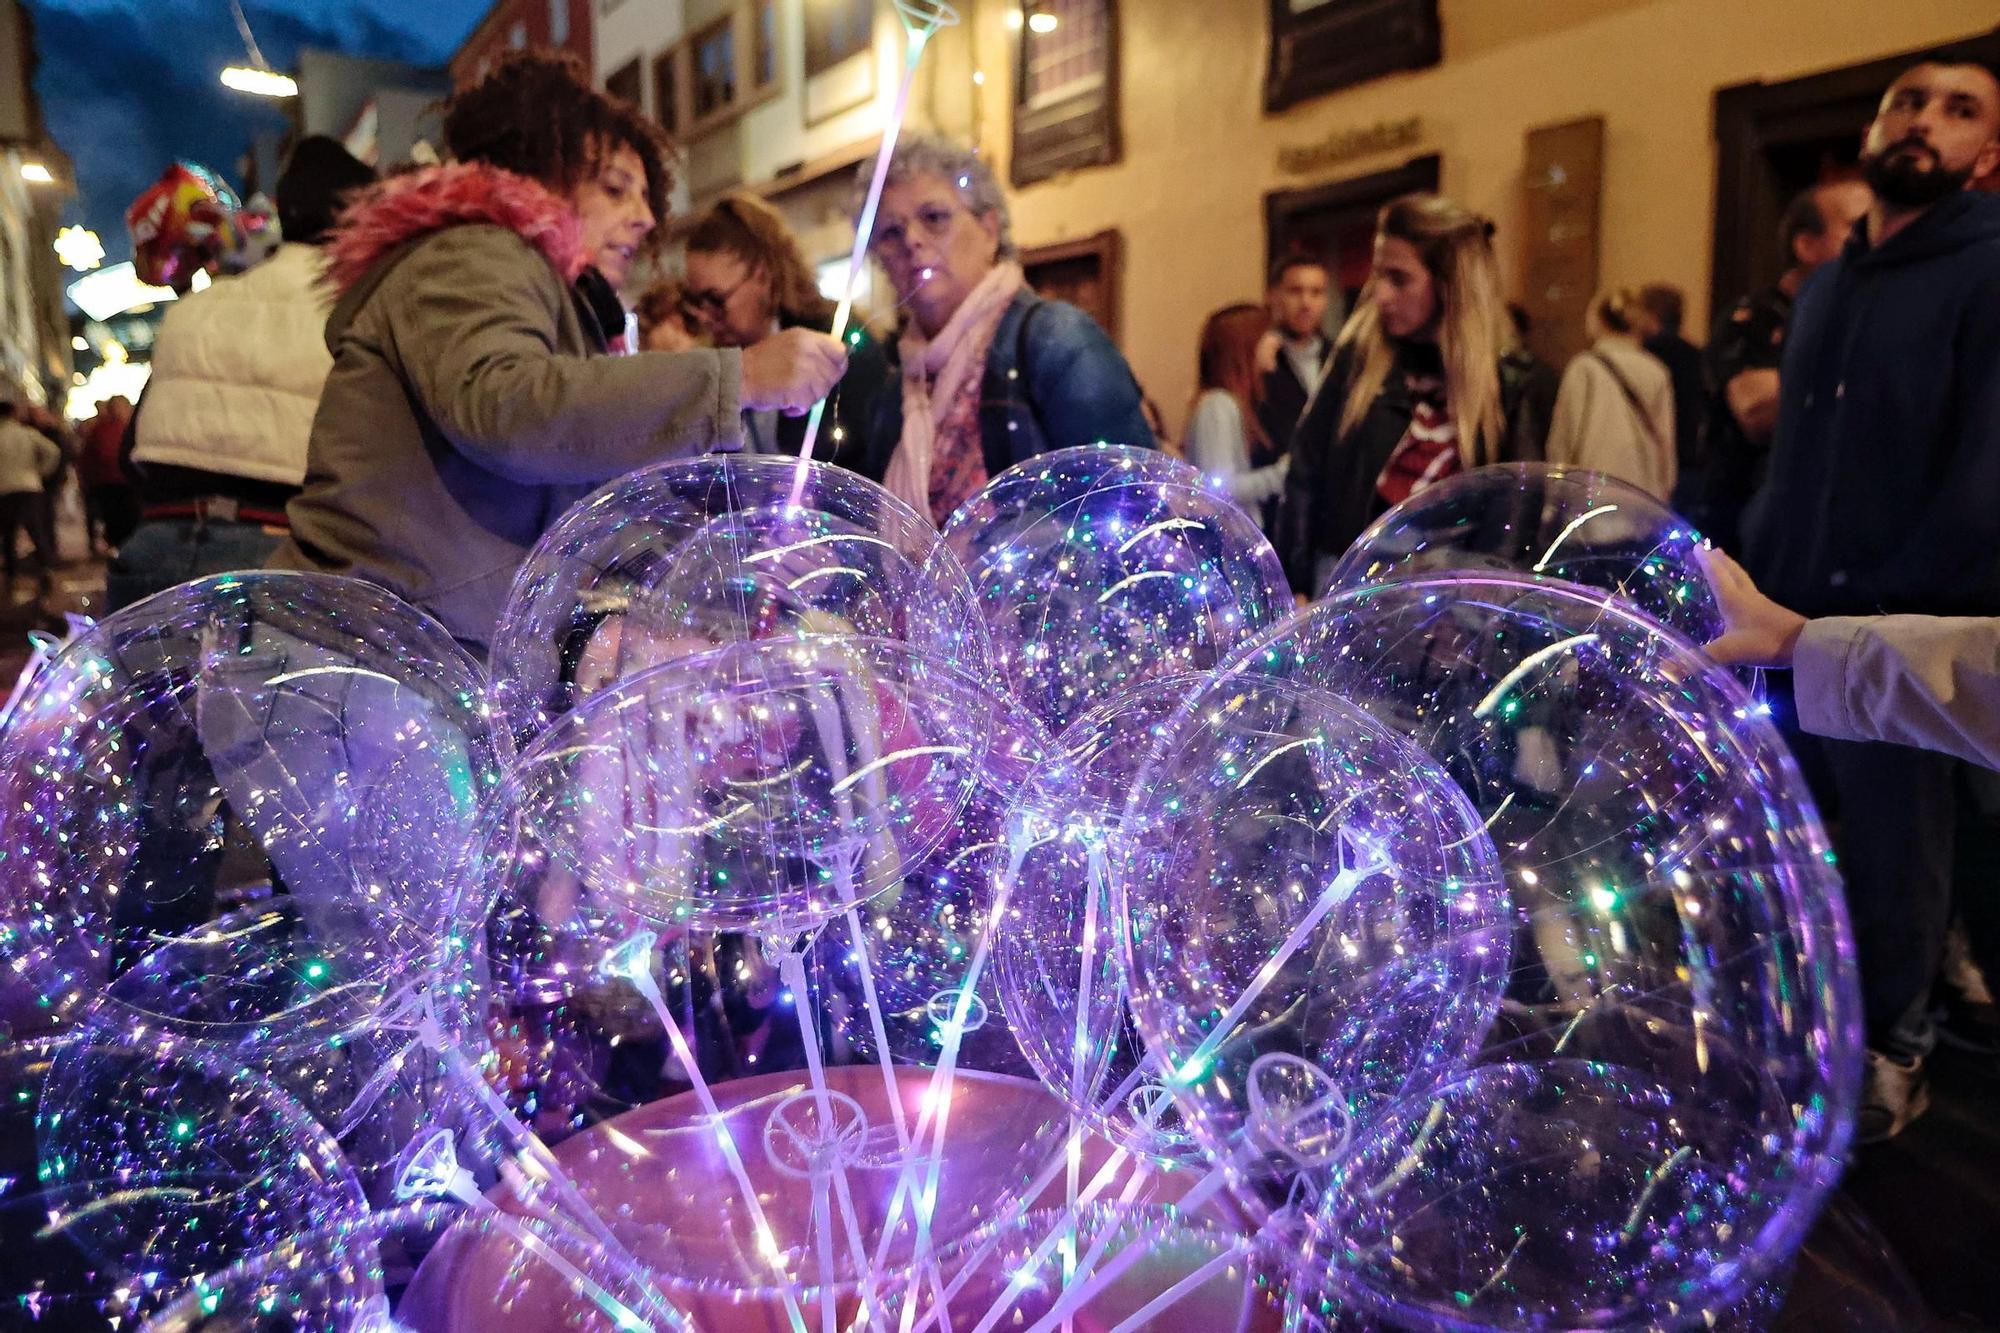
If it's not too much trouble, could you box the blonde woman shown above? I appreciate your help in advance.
[1277,193,1549,593]
[1546,287,1678,500]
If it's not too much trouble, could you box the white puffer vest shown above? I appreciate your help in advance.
[133,243,334,486]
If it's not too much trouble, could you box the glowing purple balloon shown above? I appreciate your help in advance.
[1244,572,1860,1330]
[1325,461,1722,643]
[1117,671,1510,1227]
[940,445,1294,734]
[491,455,988,746]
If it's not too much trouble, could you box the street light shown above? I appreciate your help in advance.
[55,225,104,272]
[220,0,294,98]
[19,162,55,185]
[220,65,297,97]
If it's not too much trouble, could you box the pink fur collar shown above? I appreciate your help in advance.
[324,161,585,295]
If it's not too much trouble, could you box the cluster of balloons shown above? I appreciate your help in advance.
[0,454,1866,1331]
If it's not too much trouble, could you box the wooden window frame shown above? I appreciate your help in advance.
[804,0,874,80]
[1265,0,1440,114]
[660,0,786,143]
[1020,228,1123,345]
[1010,0,1122,189]
[605,55,643,114]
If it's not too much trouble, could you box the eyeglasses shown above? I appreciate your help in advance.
[871,202,964,252]
[681,271,752,315]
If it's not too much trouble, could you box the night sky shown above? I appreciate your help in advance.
[26,0,492,266]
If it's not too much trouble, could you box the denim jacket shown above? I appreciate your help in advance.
[865,289,1155,483]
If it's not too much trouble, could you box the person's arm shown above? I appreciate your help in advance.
[1022,301,1155,449]
[32,432,60,482]
[1725,368,1781,442]
[1700,546,2000,769]
[384,226,752,487]
[1793,616,2000,770]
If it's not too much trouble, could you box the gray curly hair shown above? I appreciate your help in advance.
[854,133,1015,259]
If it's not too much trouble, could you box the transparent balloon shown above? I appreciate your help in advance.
[470,689,1108,1325]
[1324,462,1722,643]
[140,1199,692,1332]
[507,634,993,935]
[0,572,501,1060]
[993,675,1211,1166]
[36,1035,366,1287]
[490,455,989,746]
[940,444,1294,734]
[809,692,1049,1078]
[0,1036,173,1329]
[1238,573,1861,1330]
[1116,672,1510,1228]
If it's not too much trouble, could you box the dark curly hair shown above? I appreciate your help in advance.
[443,49,676,231]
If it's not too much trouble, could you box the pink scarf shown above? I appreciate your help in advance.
[884,261,1027,521]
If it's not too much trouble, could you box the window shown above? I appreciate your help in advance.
[508,21,528,49]
[1011,0,1120,187]
[549,0,570,44]
[693,18,738,123]
[752,0,781,92]
[653,48,683,134]
[1022,0,1107,107]
[661,3,786,139]
[805,0,872,79]
[1265,0,1439,112]
[606,57,642,110]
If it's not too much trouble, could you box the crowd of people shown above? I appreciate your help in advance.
[26,47,2000,1141]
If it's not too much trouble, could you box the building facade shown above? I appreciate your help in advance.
[0,0,72,407]
[553,0,1999,437]
[454,0,596,88]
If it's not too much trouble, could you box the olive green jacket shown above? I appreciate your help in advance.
[276,221,741,652]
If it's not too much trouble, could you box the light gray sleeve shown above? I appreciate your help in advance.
[384,226,742,488]
[1184,392,1287,506]
[1794,615,2000,770]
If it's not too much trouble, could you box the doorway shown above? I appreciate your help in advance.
[1022,228,1123,344]
[1710,25,2000,320]
[1265,154,1441,326]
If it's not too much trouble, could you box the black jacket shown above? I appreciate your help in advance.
[1275,338,1551,591]
[1257,337,1331,457]
[1744,192,2000,617]
[763,308,893,478]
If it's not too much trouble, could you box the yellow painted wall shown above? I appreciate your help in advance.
[965,0,1996,438]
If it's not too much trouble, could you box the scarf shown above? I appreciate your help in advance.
[883,261,1027,521]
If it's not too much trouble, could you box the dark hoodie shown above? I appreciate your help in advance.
[1744,191,2000,617]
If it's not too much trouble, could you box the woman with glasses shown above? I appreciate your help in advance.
[860,136,1154,524]
[682,192,892,476]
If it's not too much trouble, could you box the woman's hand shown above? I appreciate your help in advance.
[740,329,849,415]
[1696,545,1807,668]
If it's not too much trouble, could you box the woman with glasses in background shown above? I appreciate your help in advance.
[859,135,1154,525]
[681,192,891,477]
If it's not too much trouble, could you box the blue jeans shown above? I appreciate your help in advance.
[104,519,287,613]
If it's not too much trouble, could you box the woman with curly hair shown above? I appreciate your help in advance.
[275,50,846,654]
[682,191,892,476]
